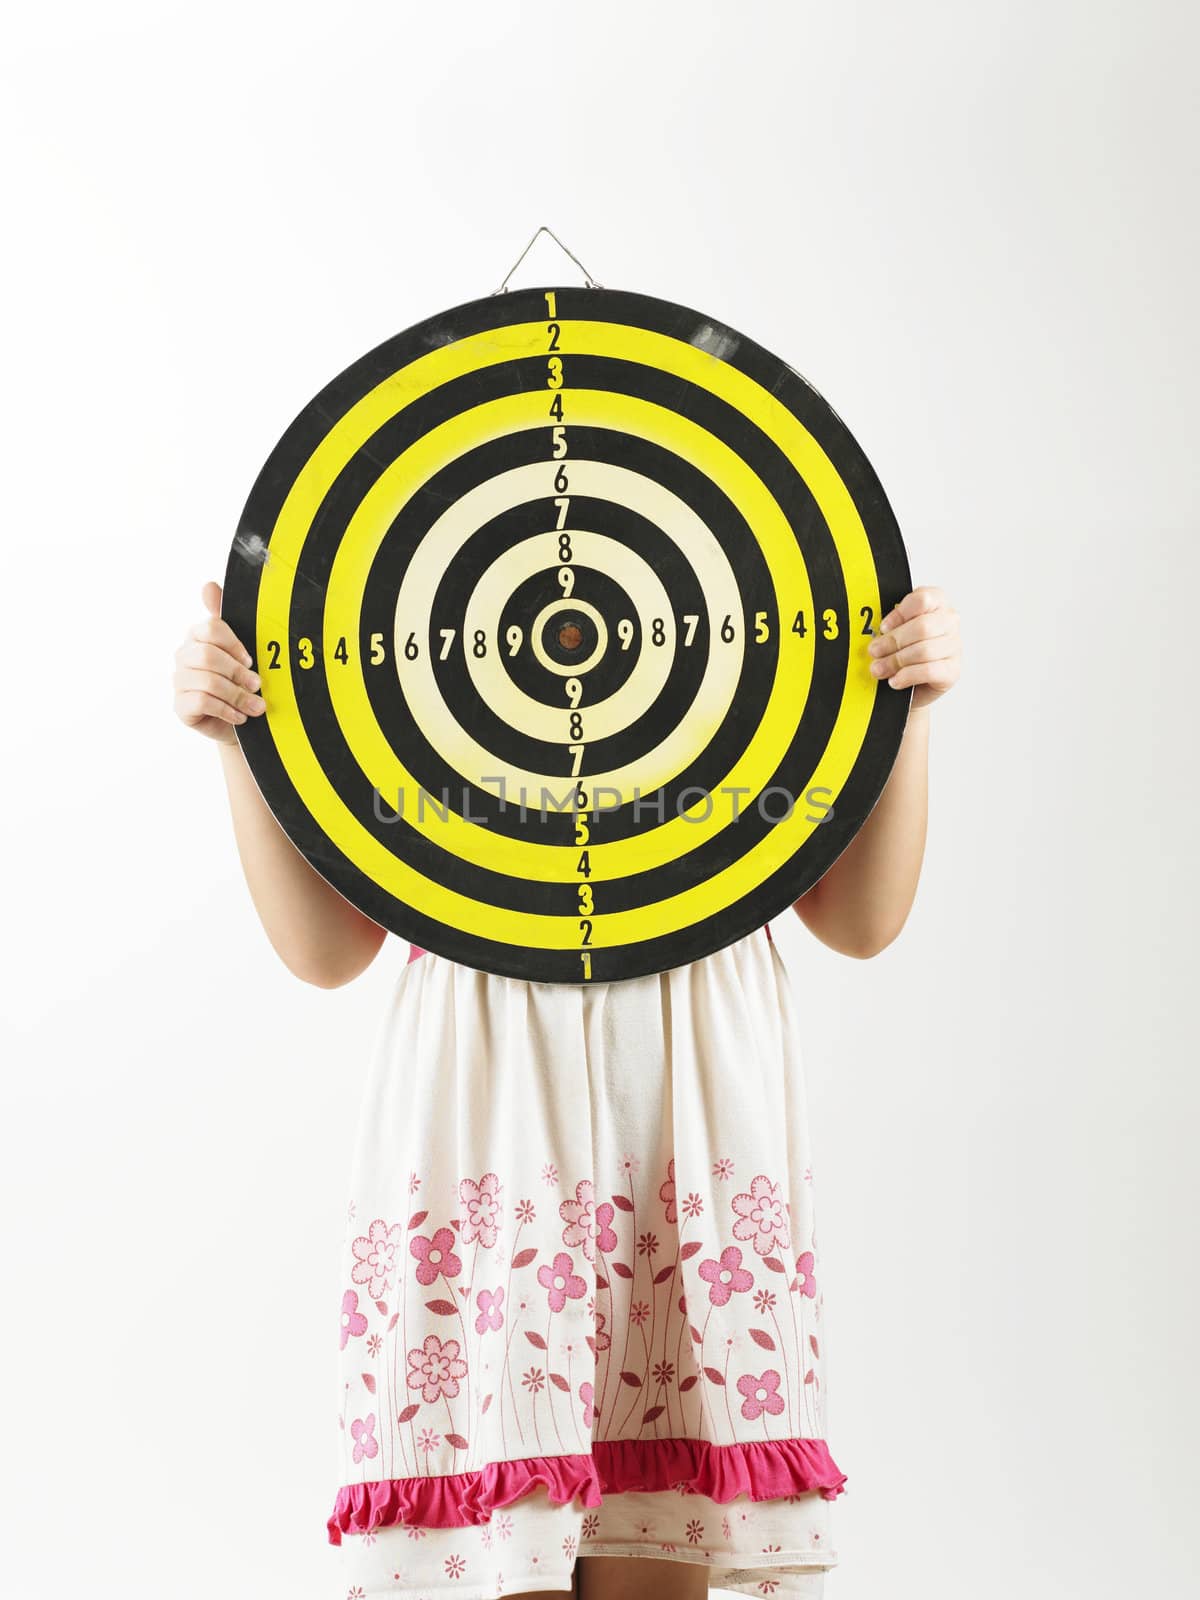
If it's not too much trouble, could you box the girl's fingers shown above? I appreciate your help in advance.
[869,605,958,661]
[873,586,961,701]
[175,637,261,693]
[887,656,960,691]
[173,585,258,742]
[174,665,266,716]
[869,632,958,678]
[177,688,248,727]
[878,584,949,634]
[187,610,253,669]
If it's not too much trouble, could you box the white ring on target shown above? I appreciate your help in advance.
[390,458,745,801]
[460,529,671,739]
[528,596,609,677]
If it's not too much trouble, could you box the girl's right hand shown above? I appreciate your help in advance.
[173,580,266,745]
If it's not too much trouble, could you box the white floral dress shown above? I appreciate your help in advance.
[330,923,846,1599]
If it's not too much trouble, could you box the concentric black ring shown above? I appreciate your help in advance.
[223,284,912,981]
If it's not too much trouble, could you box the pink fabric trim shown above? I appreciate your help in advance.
[327,1435,847,1543]
[594,1434,844,1502]
[327,1453,600,1544]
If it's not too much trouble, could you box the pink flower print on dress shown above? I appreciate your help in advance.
[537,1251,586,1313]
[594,1201,618,1254]
[559,1180,599,1261]
[593,1309,612,1351]
[410,1226,463,1286]
[660,1158,677,1224]
[698,1245,754,1306]
[731,1175,791,1258]
[351,1219,403,1299]
[579,1379,595,1429]
[795,1250,817,1297]
[340,1289,369,1350]
[407,1334,468,1403]
[736,1369,785,1421]
[350,1411,379,1463]
[460,1173,503,1248]
[475,1286,505,1334]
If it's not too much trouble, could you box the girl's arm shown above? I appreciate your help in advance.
[793,585,959,959]
[794,707,929,957]
[217,737,388,988]
[176,581,387,988]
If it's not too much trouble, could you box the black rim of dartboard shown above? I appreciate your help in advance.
[222,285,912,983]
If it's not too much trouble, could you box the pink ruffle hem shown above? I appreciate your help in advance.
[327,1434,847,1544]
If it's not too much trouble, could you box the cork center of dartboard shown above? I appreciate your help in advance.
[557,622,583,650]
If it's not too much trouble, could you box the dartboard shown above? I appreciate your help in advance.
[222,284,911,984]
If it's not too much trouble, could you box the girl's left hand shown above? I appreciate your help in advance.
[868,584,961,713]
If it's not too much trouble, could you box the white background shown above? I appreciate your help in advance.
[1,2,1195,1596]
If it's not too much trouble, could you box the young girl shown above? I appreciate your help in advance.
[174,577,960,1600]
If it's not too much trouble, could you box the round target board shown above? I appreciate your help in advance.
[222,284,912,984]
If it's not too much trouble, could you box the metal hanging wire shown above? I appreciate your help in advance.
[491,226,603,294]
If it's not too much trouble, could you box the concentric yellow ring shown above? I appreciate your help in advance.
[255,318,880,951]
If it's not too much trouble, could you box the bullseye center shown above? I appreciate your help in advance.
[557,622,583,651]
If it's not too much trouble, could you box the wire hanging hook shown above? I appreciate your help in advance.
[491,225,603,294]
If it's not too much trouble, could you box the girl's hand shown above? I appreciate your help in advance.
[868,583,961,713]
[173,581,266,744]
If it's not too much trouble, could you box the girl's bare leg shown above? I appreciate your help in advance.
[506,1558,581,1600]
[578,1554,708,1600]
